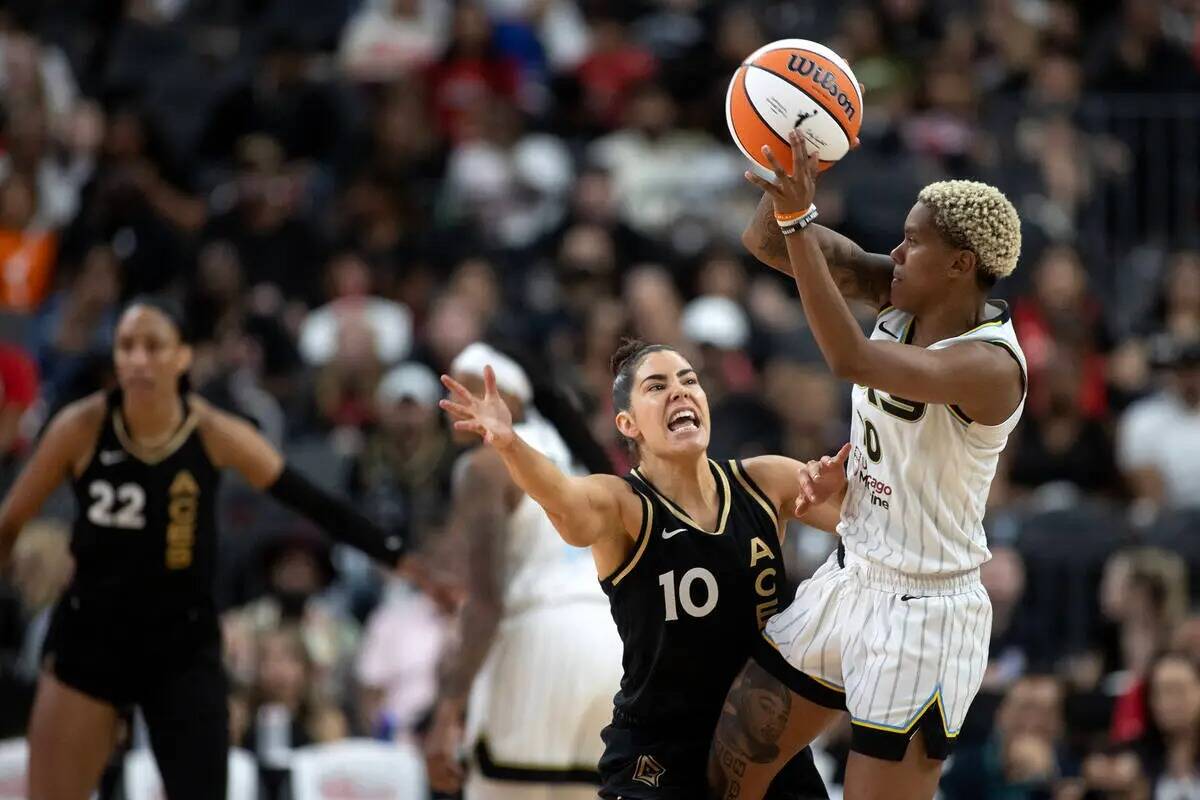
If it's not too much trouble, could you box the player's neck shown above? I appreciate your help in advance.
[638,452,718,515]
[911,294,990,347]
[122,394,184,447]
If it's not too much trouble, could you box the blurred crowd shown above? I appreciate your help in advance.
[0,0,1199,797]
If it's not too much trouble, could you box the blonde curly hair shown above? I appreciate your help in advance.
[916,180,1021,280]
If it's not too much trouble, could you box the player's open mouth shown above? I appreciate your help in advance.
[667,409,700,433]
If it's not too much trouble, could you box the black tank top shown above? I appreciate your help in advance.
[601,458,788,732]
[68,390,221,623]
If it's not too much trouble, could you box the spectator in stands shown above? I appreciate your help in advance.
[240,626,348,798]
[1129,651,1200,797]
[982,546,1034,691]
[30,243,118,412]
[426,3,521,142]
[0,171,58,313]
[1013,246,1112,421]
[1104,549,1190,742]
[941,673,1072,799]
[349,361,456,554]
[338,0,451,83]
[1007,352,1121,500]
[0,343,38,467]
[1116,339,1200,514]
[224,534,361,710]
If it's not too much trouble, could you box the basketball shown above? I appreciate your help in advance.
[726,39,863,176]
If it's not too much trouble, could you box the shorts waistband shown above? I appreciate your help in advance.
[837,547,980,596]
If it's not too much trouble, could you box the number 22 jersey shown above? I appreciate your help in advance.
[67,390,221,623]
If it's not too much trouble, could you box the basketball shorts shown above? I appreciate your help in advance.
[756,547,992,761]
[598,723,827,800]
[42,590,230,800]
[465,599,622,793]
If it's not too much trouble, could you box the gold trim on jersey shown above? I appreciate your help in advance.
[729,460,779,531]
[113,404,198,465]
[876,303,894,316]
[632,459,731,535]
[610,492,653,587]
[958,300,1011,336]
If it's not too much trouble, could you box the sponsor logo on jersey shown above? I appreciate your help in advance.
[632,754,666,788]
[661,527,687,540]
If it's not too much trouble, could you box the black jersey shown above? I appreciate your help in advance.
[67,390,221,623]
[601,458,788,733]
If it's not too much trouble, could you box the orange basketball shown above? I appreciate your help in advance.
[726,39,863,175]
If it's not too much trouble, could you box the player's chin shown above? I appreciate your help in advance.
[662,427,709,454]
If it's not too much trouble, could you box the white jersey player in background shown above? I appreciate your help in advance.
[707,131,1026,800]
[425,343,623,800]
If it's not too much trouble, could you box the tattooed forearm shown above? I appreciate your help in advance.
[742,193,893,308]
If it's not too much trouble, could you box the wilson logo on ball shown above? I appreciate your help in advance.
[786,55,857,119]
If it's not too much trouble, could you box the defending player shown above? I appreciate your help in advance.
[440,340,841,799]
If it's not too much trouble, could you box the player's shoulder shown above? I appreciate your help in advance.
[49,392,109,440]
[737,455,794,506]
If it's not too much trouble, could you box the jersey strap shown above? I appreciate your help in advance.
[600,484,653,590]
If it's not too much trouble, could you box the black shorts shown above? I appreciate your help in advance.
[43,592,230,800]
[598,724,827,800]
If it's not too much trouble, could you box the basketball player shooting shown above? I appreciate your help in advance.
[707,130,1027,800]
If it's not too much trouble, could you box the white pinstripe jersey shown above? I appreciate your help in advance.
[838,302,1027,576]
[501,416,605,614]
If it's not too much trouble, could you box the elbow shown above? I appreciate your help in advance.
[827,351,866,384]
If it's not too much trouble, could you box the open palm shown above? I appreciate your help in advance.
[439,365,516,449]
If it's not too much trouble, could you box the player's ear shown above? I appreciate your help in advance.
[177,343,194,375]
[950,249,977,281]
[615,409,640,443]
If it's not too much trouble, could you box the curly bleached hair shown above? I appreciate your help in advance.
[917,180,1022,282]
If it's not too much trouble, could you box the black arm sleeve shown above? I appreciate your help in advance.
[267,465,404,567]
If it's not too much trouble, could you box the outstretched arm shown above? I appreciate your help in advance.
[198,402,404,566]
[746,134,1023,425]
[440,368,636,549]
[743,193,893,309]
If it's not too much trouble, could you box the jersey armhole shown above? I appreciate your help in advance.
[948,340,1027,427]
[729,460,780,532]
[599,489,654,589]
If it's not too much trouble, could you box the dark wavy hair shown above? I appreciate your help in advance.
[610,338,678,459]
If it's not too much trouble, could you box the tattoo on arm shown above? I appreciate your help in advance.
[437,459,507,702]
[743,193,892,308]
[708,660,794,799]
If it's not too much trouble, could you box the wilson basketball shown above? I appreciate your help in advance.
[726,39,863,175]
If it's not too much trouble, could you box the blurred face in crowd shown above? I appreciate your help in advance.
[113,306,191,400]
[1034,246,1087,313]
[1149,655,1200,737]
[617,349,710,460]
[997,675,1063,741]
[379,396,437,440]
[981,546,1026,611]
[1166,253,1200,316]
[889,202,977,314]
[256,630,310,708]
[0,174,36,229]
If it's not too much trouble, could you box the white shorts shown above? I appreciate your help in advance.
[466,599,623,789]
[757,548,992,761]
